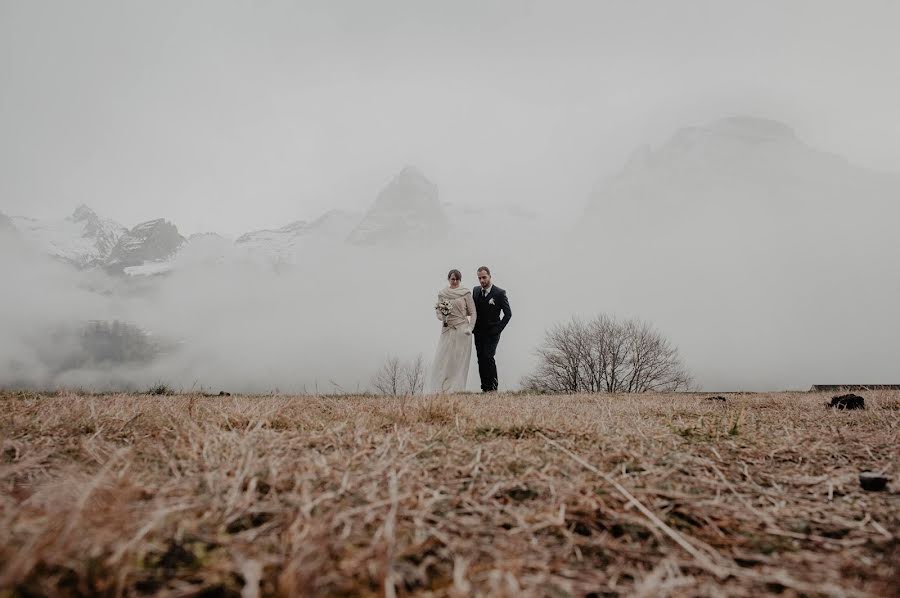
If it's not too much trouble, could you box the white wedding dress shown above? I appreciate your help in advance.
[427,286,477,394]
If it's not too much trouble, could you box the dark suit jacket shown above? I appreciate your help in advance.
[472,285,511,337]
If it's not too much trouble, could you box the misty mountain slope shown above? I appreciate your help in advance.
[585,116,900,234]
[235,210,361,262]
[71,205,125,258]
[105,219,186,274]
[580,115,900,291]
[121,210,365,277]
[347,166,448,246]
[576,116,900,389]
[123,232,246,277]
[118,165,449,276]
[14,167,453,279]
[10,205,127,268]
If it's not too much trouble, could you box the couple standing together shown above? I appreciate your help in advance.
[427,266,511,394]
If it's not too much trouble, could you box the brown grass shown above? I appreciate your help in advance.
[1,390,898,597]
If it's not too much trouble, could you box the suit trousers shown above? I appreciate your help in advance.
[474,331,501,391]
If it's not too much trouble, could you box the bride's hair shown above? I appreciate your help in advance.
[447,269,462,281]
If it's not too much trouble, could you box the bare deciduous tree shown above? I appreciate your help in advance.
[619,318,693,392]
[373,355,403,396]
[404,354,426,396]
[523,318,588,393]
[372,354,427,396]
[523,315,693,394]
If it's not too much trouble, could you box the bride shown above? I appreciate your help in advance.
[427,269,477,393]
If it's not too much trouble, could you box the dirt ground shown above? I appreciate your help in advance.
[1,390,897,597]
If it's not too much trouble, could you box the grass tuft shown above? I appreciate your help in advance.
[147,382,175,396]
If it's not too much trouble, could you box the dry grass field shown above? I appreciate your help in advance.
[1,390,897,597]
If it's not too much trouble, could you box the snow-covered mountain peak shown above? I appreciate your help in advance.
[70,204,126,258]
[233,209,361,264]
[396,164,433,185]
[69,204,99,223]
[10,206,126,268]
[386,166,439,206]
[347,166,447,246]
[106,219,185,273]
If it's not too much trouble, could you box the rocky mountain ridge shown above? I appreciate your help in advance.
[6,166,450,275]
[9,117,899,278]
[9,205,127,268]
[584,116,900,230]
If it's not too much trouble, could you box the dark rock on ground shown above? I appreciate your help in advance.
[705,395,727,402]
[859,472,890,492]
[828,394,865,410]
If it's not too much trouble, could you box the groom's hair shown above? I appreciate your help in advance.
[447,269,462,280]
[477,266,491,276]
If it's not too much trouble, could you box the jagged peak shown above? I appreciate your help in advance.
[106,218,185,273]
[374,166,439,204]
[70,204,99,222]
[347,166,446,246]
[116,219,183,246]
[390,166,437,192]
[397,165,427,179]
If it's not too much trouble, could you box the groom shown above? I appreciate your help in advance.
[472,266,511,392]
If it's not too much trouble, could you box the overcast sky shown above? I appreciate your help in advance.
[2,0,899,235]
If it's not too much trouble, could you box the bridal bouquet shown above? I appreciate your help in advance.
[436,299,452,319]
